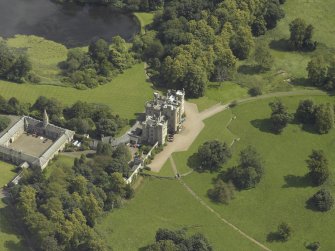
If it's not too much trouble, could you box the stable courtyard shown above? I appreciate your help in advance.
[9,133,54,158]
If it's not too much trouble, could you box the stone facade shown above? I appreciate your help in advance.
[0,113,74,169]
[141,90,185,145]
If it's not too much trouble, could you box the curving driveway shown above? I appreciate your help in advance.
[148,89,328,172]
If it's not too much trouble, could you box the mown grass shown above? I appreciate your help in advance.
[134,12,154,34]
[43,155,75,179]
[236,0,335,93]
[0,62,152,121]
[190,81,248,111]
[179,95,335,250]
[96,178,261,251]
[7,35,68,87]
[0,161,17,188]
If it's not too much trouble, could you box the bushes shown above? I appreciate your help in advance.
[0,41,32,83]
[225,146,264,190]
[308,189,334,212]
[0,116,10,132]
[61,37,135,89]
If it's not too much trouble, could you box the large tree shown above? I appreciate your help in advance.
[295,99,315,124]
[269,99,292,133]
[226,146,264,190]
[197,140,231,171]
[289,18,317,51]
[314,103,334,134]
[306,150,329,186]
[309,189,334,212]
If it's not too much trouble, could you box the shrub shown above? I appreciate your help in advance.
[277,222,292,241]
[0,116,10,132]
[309,189,334,212]
[248,87,262,97]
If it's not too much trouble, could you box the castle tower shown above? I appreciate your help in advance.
[43,109,49,128]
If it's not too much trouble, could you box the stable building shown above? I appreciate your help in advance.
[0,110,75,169]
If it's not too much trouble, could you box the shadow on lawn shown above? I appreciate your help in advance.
[187,153,202,172]
[269,39,290,52]
[282,174,312,188]
[266,231,283,242]
[250,119,275,134]
[238,65,263,75]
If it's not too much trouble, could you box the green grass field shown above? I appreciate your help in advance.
[0,161,17,188]
[180,95,335,250]
[236,0,335,93]
[99,94,335,250]
[96,178,261,251]
[0,62,152,120]
[134,12,154,34]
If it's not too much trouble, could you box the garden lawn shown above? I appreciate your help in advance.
[0,161,17,187]
[0,63,152,121]
[96,178,261,251]
[175,95,335,250]
[190,82,248,112]
[43,155,75,179]
[134,12,154,33]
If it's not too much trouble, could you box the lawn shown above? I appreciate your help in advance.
[96,178,261,251]
[176,95,335,250]
[0,161,17,187]
[0,62,152,121]
[134,12,154,33]
[189,81,248,111]
[236,0,335,93]
[43,155,75,179]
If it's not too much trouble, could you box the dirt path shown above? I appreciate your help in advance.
[178,178,272,251]
[166,155,272,250]
[169,156,178,176]
[149,102,205,171]
[148,89,328,172]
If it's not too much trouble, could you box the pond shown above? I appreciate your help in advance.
[0,0,140,47]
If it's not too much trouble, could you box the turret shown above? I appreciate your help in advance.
[43,109,49,128]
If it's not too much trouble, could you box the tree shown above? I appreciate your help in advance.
[277,222,292,241]
[307,56,328,87]
[0,116,10,132]
[314,104,334,134]
[289,18,317,51]
[197,140,231,171]
[263,0,285,29]
[143,228,213,251]
[306,150,329,186]
[207,180,235,204]
[230,26,254,60]
[251,17,267,36]
[309,189,334,212]
[295,99,315,124]
[269,99,292,133]
[225,146,264,190]
[254,42,274,71]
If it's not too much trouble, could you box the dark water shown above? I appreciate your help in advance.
[0,0,140,47]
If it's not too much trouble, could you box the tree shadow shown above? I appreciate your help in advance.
[305,196,321,212]
[269,39,290,52]
[282,174,312,188]
[301,123,319,135]
[290,77,313,87]
[238,65,262,75]
[267,232,283,242]
[250,119,275,134]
